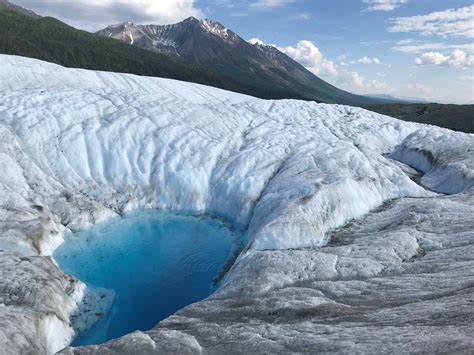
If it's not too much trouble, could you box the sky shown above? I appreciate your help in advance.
[13,0,474,104]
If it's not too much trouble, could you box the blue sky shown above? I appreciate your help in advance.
[15,0,474,103]
[201,0,474,103]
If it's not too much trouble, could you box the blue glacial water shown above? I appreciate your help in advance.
[53,210,239,346]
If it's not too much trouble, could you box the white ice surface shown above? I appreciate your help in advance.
[0,55,472,354]
[0,55,444,250]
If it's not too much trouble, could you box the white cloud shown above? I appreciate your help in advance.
[389,5,474,38]
[98,0,202,21]
[414,49,474,67]
[392,40,474,53]
[250,0,295,11]
[414,52,449,66]
[277,40,338,76]
[363,0,408,12]
[351,56,381,64]
[346,71,365,88]
[14,0,204,31]
[336,71,392,93]
[247,38,265,45]
[277,40,392,95]
[338,55,385,67]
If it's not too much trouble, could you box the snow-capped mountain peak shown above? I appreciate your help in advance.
[98,17,238,51]
[200,18,235,40]
[96,17,383,105]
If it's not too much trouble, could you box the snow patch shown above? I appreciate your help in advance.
[201,19,234,41]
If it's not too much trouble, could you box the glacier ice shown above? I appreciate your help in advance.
[53,211,237,346]
[0,54,472,354]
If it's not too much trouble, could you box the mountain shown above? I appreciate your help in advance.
[97,18,382,105]
[365,94,473,133]
[0,0,385,106]
[0,0,41,19]
[0,7,239,91]
[365,93,430,104]
[366,103,474,133]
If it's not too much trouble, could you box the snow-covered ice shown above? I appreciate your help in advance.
[0,54,472,354]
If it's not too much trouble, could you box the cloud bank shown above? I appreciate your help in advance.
[277,40,391,94]
[414,49,473,67]
[389,5,474,38]
[14,0,204,31]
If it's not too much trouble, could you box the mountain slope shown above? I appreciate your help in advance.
[0,2,385,105]
[0,0,41,18]
[367,103,474,133]
[365,93,430,104]
[98,18,382,105]
[0,7,238,90]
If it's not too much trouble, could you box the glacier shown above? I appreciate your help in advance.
[0,54,472,354]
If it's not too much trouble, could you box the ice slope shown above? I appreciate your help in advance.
[0,56,435,249]
[0,54,472,354]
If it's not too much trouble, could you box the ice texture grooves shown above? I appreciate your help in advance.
[0,55,472,354]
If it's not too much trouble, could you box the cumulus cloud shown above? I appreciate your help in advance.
[253,40,375,89]
[336,71,392,93]
[277,40,338,76]
[277,40,392,95]
[247,38,265,45]
[363,0,408,12]
[351,56,381,64]
[389,5,474,38]
[414,49,474,67]
[14,0,204,31]
[339,55,384,66]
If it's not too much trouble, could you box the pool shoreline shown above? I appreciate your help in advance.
[53,210,243,346]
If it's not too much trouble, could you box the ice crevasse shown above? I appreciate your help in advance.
[0,55,473,353]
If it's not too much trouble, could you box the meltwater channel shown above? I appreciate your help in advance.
[53,210,240,346]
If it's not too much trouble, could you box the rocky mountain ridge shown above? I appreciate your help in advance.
[98,17,381,105]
